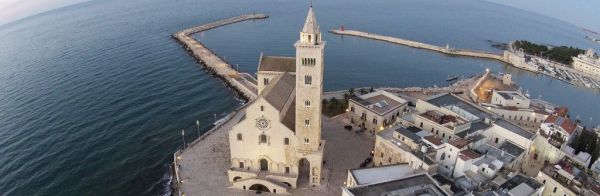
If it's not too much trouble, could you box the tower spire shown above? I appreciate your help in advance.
[302,6,319,34]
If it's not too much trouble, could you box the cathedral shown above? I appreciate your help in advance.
[226,7,326,194]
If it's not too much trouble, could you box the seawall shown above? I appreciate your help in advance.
[329,29,507,63]
[172,14,268,101]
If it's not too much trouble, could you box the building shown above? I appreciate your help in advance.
[494,174,544,196]
[482,90,549,130]
[531,107,582,165]
[342,173,450,196]
[373,125,438,173]
[403,93,493,140]
[345,163,417,187]
[536,158,600,196]
[572,49,600,77]
[348,90,408,134]
[226,7,326,193]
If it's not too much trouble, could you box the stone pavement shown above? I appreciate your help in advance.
[176,112,374,196]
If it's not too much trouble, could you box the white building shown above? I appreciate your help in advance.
[483,90,549,130]
[342,173,450,196]
[226,7,326,193]
[572,49,600,76]
[373,125,438,173]
[348,90,408,134]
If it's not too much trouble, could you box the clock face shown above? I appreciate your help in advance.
[256,117,270,130]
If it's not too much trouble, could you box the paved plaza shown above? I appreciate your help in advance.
[176,112,374,196]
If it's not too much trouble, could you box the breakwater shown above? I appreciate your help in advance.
[172,14,269,100]
[329,29,507,62]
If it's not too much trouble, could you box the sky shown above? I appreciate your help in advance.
[0,0,598,32]
[486,0,600,33]
[0,0,89,26]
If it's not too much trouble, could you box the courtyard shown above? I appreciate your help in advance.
[175,112,374,195]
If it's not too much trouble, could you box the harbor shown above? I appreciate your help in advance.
[330,28,600,90]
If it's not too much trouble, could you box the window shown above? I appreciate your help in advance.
[263,78,269,85]
[284,138,289,145]
[442,133,445,138]
[441,153,446,160]
[305,119,310,127]
[482,168,485,172]
[419,122,423,128]
[448,136,452,140]
[372,118,377,124]
[237,133,243,141]
[304,138,309,144]
[553,187,557,193]
[436,130,439,135]
[305,100,311,107]
[259,134,267,144]
[260,105,264,111]
[361,113,366,120]
[380,152,384,158]
[304,75,312,85]
[388,157,392,163]
[239,162,244,169]
[285,167,290,174]
[350,107,355,112]
[495,137,499,144]
[431,128,434,132]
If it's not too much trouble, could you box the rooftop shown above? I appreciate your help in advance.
[350,164,416,185]
[459,149,482,161]
[424,135,443,146]
[427,93,493,120]
[351,91,407,115]
[346,173,449,196]
[449,138,471,149]
[257,55,296,73]
[498,141,525,157]
[419,110,468,129]
[497,174,542,196]
[496,91,527,101]
[395,126,423,142]
[261,72,295,111]
[494,119,535,139]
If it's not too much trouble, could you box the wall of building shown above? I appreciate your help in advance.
[536,172,577,196]
[348,101,405,134]
[373,136,437,174]
[488,107,546,129]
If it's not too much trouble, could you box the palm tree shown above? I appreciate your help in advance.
[369,86,375,93]
[348,88,355,97]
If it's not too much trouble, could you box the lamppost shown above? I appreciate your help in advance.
[181,129,186,148]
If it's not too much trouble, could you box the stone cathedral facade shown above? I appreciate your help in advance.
[226,7,326,194]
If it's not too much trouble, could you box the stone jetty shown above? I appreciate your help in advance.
[172,14,269,100]
[330,29,507,63]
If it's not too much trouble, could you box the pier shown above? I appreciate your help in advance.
[329,29,507,63]
[172,14,269,100]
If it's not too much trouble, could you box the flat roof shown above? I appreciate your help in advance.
[427,93,493,120]
[499,141,525,157]
[395,126,423,142]
[494,119,535,139]
[456,121,491,138]
[351,94,405,115]
[347,173,448,196]
[350,164,415,185]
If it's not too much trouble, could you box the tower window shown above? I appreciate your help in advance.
[304,75,312,85]
[239,162,244,168]
[305,100,311,107]
[285,167,290,174]
[260,106,264,111]
[284,138,289,145]
[304,138,309,144]
[263,78,269,85]
[237,133,243,141]
[305,119,310,127]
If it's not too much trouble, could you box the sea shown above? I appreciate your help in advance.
[0,0,599,195]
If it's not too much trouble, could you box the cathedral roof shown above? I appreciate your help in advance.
[301,6,319,34]
[258,55,296,73]
[261,72,296,112]
[281,99,296,132]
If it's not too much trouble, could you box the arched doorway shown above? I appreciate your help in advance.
[259,159,268,171]
[298,158,310,187]
[249,184,270,193]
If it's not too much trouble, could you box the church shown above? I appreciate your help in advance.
[226,7,326,194]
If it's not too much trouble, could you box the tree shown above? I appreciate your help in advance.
[348,88,355,97]
[322,99,329,113]
[369,86,375,93]
[360,88,368,95]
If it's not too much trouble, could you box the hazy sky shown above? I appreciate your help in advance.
[486,0,600,32]
[0,0,89,26]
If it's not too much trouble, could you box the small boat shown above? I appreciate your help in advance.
[446,75,458,81]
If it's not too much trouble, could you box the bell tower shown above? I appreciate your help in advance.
[294,6,325,152]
